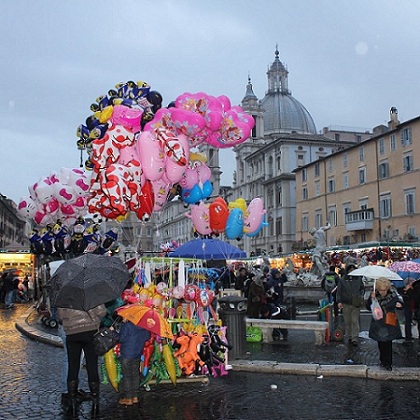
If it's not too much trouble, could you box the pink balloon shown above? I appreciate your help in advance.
[185,202,212,236]
[151,177,172,212]
[169,108,206,137]
[137,130,165,181]
[179,166,199,189]
[110,105,142,132]
[163,133,190,184]
[217,95,231,112]
[243,198,266,235]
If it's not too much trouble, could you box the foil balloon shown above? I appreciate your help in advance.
[225,207,244,240]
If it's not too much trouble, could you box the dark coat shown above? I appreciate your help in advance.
[336,274,364,305]
[246,280,266,317]
[118,321,151,360]
[367,290,403,342]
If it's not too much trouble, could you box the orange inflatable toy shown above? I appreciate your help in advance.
[174,334,205,376]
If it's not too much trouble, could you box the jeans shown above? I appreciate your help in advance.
[66,330,99,383]
[5,290,14,307]
[119,358,140,399]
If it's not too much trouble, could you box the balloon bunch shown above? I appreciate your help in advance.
[76,81,254,221]
[17,168,90,227]
[186,197,268,240]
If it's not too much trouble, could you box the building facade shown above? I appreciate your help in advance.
[230,49,357,256]
[0,194,28,248]
[295,108,420,248]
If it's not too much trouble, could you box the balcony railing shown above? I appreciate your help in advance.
[345,208,374,231]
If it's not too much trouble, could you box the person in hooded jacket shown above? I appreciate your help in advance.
[366,277,403,371]
[117,320,151,406]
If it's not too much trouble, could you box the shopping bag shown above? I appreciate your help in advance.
[370,298,383,321]
[246,326,262,342]
[385,311,398,326]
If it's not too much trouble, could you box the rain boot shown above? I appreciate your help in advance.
[67,380,78,418]
[89,382,100,418]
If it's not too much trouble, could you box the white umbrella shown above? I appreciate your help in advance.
[350,265,403,281]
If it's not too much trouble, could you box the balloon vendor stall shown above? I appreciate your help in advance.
[15,80,261,391]
[101,257,233,390]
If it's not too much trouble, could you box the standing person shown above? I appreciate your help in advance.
[4,272,16,309]
[246,274,266,318]
[117,320,151,405]
[400,277,420,341]
[336,262,365,347]
[265,268,287,306]
[57,304,107,418]
[366,277,403,371]
[321,266,340,318]
[234,267,249,296]
[220,265,236,289]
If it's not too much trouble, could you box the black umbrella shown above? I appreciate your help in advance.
[47,253,130,311]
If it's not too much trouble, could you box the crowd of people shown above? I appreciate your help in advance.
[0,271,34,308]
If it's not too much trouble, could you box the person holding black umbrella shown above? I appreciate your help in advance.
[57,304,107,418]
[49,254,131,418]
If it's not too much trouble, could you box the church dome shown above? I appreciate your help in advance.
[260,49,317,135]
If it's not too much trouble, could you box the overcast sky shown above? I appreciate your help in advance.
[1,0,420,204]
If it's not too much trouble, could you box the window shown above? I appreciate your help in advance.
[277,156,281,171]
[301,214,309,232]
[343,152,348,168]
[343,172,349,189]
[328,158,333,172]
[378,162,389,179]
[315,181,320,196]
[314,162,320,177]
[359,167,366,184]
[343,204,351,221]
[335,133,340,141]
[276,217,283,235]
[390,134,396,151]
[276,187,282,207]
[315,212,322,229]
[380,194,392,219]
[302,168,307,181]
[268,156,273,177]
[328,206,337,227]
[328,178,335,193]
[302,187,308,200]
[403,154,413,172]
[379,138,385,155]
[356,135,362,143]
[405,189,415,215]
[359,146,364,161]
[401,127,412,146]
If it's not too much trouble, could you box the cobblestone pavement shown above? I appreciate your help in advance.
[1,303,420,420]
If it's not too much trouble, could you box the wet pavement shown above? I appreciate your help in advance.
[2,302,420,419]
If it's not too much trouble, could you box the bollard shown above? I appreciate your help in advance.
[218,295,247,360]
[285,296,297,319]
